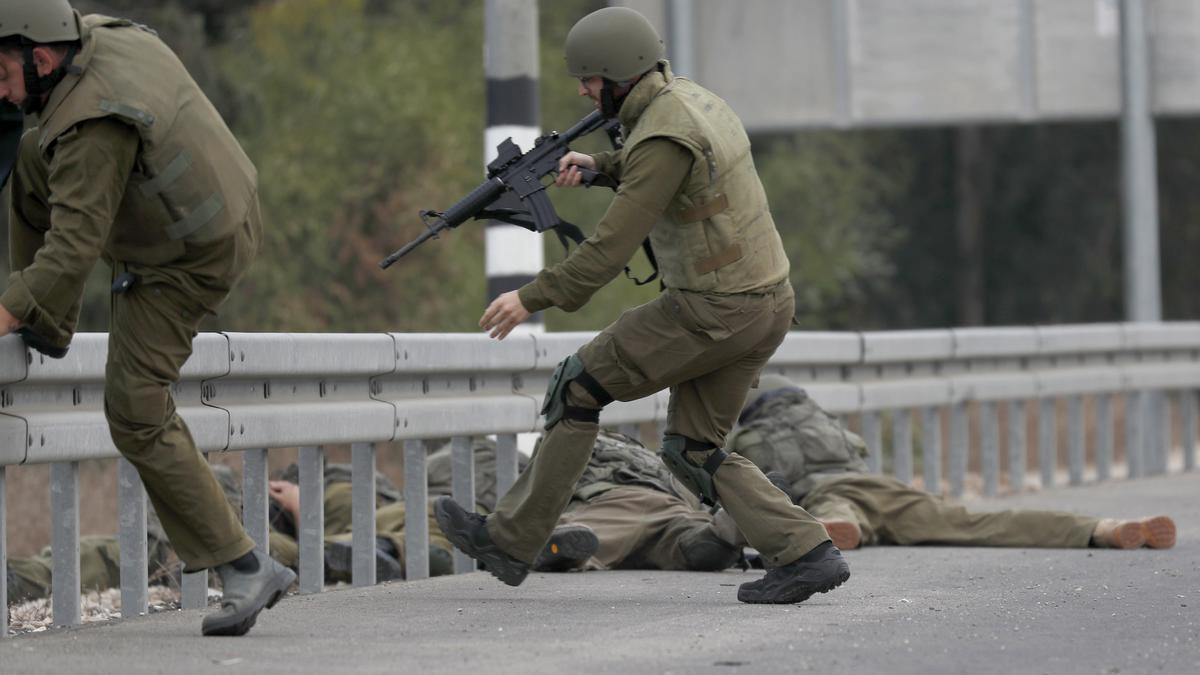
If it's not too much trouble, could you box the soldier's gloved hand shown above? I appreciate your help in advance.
[15,327,70,359]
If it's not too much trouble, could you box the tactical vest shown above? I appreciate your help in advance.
[572,430,690,503]
[727,388,870,498]
[35,14,257,266]
[618,62,789,293]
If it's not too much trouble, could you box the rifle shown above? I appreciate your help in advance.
[379,110,622,270]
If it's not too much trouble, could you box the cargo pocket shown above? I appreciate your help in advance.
[667,289,756,341]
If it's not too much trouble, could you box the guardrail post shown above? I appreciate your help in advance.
[1126,391,1144,478]
[948,403,967,497]
[980,402,999,496]
[50,461,81,627]
[404,439,429,581]
[496,433,519,498]
[892,410,913,485]
[181,570,209,609]
[450,435,476,574]
[242,449,269,552]
[1183,390,1197,472]
[1096,394,1114,481]
[117,458,148,618]
[920,407,942,494]
[299,445,325,594]
[1067,396,1085,485]
[1038,398,1057,488]
[1152,391,1169,474]
[1,466,7,638]
[862,411,883,475]
[181,459,210,610]
[1007,400,1027,493]
[351,442,377,587]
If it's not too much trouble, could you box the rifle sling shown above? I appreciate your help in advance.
[475,211,659,288]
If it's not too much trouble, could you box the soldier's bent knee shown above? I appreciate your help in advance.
[660,434,727,506]
[540,353,613,429]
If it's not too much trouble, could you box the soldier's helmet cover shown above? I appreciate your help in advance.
[0,0,79,43]
[565,6,664,82]
[742,373,801,414]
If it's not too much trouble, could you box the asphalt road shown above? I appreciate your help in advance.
[3,472,1197,674]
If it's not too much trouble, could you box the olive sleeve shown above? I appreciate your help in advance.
[589,149,622,180]
[0,118,138,341]
[518,138,692,313]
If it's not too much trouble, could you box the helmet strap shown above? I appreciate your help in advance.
[20,41,78,115]
[600,80,619,118]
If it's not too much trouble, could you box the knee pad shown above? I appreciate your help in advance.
[679,530,741,572]
[660,434,727,507]
[540,353,613,430]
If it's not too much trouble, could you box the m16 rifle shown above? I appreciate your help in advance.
[379,110,623,270]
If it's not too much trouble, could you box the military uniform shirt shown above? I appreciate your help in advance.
[517,137,693,313]
[2,118,139,334]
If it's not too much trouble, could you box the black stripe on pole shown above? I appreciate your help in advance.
[488,273,540,318]
[486,76,540,127]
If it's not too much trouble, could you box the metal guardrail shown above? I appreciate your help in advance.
[2,323,1198,635]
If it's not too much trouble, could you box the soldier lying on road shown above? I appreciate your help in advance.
[728,375,1177,553]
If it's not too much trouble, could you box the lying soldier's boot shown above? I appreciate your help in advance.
[533,525,599,572]
[1140,515,1176,549]
[324,538,404,584]
[819,519,862,551]
[736,541,850,604]
[6,566,45,604]
[429,547,455,577]
[1091,518,1147,549]
[434,496,529,586]
[202,549,296,637]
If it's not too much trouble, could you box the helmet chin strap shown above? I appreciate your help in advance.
[599,80,621,119]
[20,42,78,115]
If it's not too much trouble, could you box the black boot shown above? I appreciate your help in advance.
[325,537,404,584]
[736,541,850,604]
[532,525,599,572]
[429,547,455,577]
[434,496,529,586]
[6,566,45,604]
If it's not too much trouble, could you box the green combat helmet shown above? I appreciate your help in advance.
[565,6,663,117]
[0,0,80,114]
[0,0,79,43]
[742,373,800,416]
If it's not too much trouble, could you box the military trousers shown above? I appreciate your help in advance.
[558,485,733,571]
[104,278,255,570]
[800,474,1099,548]
[6,535,171,604]
[268,483,451,578]
[489,283,829,567]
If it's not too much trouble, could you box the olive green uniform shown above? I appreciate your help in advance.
[6,465,241,604]
[489,62,828,568]
[2,15,261,570]
[728,386,1098,548]
[426,437,529,514]
[266,463,453,580]
[554,431,740,571]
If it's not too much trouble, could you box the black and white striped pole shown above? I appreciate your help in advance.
[484,0,542,331]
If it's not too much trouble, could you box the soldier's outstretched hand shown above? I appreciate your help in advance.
[480,290,531,340]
